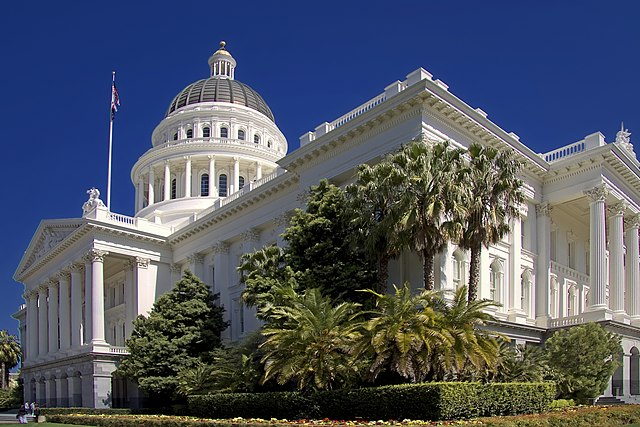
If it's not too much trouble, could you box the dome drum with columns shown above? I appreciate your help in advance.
[132,42,287,226]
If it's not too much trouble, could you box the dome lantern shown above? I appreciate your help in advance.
[208,41,236,79]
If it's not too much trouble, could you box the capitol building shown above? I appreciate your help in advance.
[13,42,640,407]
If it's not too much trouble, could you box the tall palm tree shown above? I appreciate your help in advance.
[260,288,363,391]
[356,285,447,383]
[0,330,20,389]
[459,143,524,302]
[392,139,466,289]
[347,160,406,293]
[427,286,502,380]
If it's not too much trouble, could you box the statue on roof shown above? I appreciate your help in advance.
[82,187,105,215]
[616,122,631,145]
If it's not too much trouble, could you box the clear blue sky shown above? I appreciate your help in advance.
[1,1,639,339]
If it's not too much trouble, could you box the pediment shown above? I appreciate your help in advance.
[16,220,84,278]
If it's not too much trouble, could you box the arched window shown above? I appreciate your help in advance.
[201,174,209,196]
[171,178,177,199]
[218,174,228,197]
[489,259,503,303]
[521,270,532,316]
[267,140,272,148]
[238,129,245,140]
[550,276,559,318]
[567,283,578,316]
[220,127,228,138]
[452,249,465,290]
[202,126,211,138]
[173,132,178,141]
[186,129,193,138]
[254,134,260,144]
[239,176,245,189]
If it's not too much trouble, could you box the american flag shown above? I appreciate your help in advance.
[111,81,120,120]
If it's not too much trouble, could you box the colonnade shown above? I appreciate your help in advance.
[135,155,265,211]
[23,250,151,362]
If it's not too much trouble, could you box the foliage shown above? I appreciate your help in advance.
[544,323,622,403]
[260,288,364,391]
[283,179,376,303]
[457,143,524,302]
[117,271,228,403]
[385,139,467,290]
[491,343,549,383]
[188,382,553,421]
[0,384,21,408]
[549,398,576,409]
[0,330,20,389]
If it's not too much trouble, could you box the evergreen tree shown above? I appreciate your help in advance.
[117,270,228,403]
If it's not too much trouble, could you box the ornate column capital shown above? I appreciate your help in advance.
[85,249,108,263]
[47,280,59,290]
[36,284,49,294]
[69,262,84,273]
[211,241,230,255]
[24,290,37,300]
[241,228,261,243]
[187,253,205,265]
[609,201,628,216]
[584,185,608,203]
[170,263,182,274]
[135,257,150,269]
[207,154,216,160]
[626,215,640,229]
[535,202,552,217]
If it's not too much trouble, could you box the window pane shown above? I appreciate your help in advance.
[219,174,228,197]
[221,127,228,138]
[201,174,209,196]
[238,130,245,140]
[203,127,210,138]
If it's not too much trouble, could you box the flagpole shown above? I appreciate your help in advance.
[107,71,115,210]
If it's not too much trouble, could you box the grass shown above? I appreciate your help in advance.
[1,424,94,427]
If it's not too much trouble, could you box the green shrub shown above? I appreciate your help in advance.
[189,391,316,419]
[41,407,131,415]
[479,382,555,416]
[549,398,576,409]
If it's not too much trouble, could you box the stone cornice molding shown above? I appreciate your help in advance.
[211,242,230,255]
[584,185,608,203]
[535,202,552,218]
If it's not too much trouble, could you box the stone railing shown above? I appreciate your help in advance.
[548,314,586,328]
[109,346,130,354]
[108,212,135,225]
[542,140,586,163]
[331,93,387,129]
[550,261,589,284]
[84,206,174,236]
[152,137,282,156]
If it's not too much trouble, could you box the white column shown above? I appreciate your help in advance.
[256,161,262,180]
[586,185,608,311]
[164,160,171,201]
[187,253,205,279]
[233,157,240,193]
[37,285,48,356]
[124,260,136,339]
[626,216,640,324]
[184,156,192,197]
[508,212,525,323]
[535,202,552,326]
[88,249,108,344]
[58,271,71,351]
[25,292,38,360]
[170,264,182,287]
[84,257,93,343]
[48,281,59,354]
[69,264,83,347]
[212,242,231,340]
[147,167,155,206]
[136,178,144,211]
[610,202,626,318]
[208,155,217,197]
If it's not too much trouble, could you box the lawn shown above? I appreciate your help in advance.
[1,424,94,427]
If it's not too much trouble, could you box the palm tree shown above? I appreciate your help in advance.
[260,288,364,391]
[391,139,466,289]
[427,286,502,380]
[459,143,524,302]
[347,160,406,293]
[0,330,20,389]
[357,285,447,383]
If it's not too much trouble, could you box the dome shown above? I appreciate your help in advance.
[165,41,275,122]
[166,78,275,121]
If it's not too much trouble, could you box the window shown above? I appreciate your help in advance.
[202,126,210,138]
[550,276,559,318]
[254,134,260,144]
[489,259,503,303]
[201,174,209,196]
[567,284,578,316]
[219,174,228,197]
[239,176,245,189]
[550,231,557,261]
[173,132,178,141]
[171,178,177,199]
[452,249,465,289]
[267,140,272,148]
[521,270,532,316]
[220,127,228,138]
[238,129,245,140]
[568,241,576,269]
[186,129,193,138]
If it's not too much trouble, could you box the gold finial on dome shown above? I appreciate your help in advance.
[219,40,226,49]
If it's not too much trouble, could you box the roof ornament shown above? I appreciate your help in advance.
[615,122,634,158]
[209,40,236,79]
[82,187,105,216]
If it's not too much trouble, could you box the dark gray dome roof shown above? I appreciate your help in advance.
[166,77,274,122]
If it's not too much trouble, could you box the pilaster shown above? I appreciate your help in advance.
[37,284,48,357]
[535,202,552,327]
[69,263,84,347]
[609,202,627,321]
[57,270,71,351]
[626,216,640,325]
[47,280,59,354]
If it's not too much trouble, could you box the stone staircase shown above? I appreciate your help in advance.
[595,396,626,405]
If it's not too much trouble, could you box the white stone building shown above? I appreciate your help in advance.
[12,42,640,407]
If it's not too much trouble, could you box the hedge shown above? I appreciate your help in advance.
[188,382,555,421]
[43,405,640,427]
